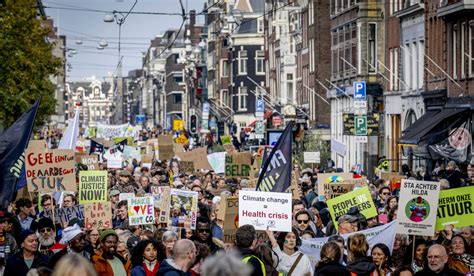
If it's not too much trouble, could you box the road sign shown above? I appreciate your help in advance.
[355,136,368,143]
[203,103,210,119]
[355,115,367,136]
[256,99,264,112]
[354,81,366,101]
[255,121,265,135]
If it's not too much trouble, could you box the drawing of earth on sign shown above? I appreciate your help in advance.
[326,176,344,183]
[406,196,430,222]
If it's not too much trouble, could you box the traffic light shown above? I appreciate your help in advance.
[190,115,197,133]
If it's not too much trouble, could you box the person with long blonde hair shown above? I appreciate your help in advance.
[346,233,379,276]
[52,254,97,276]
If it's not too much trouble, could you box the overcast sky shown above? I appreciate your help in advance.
[44,0,206,81]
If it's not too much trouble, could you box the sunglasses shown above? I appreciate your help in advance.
[297,220,309,224]
[40,228,53,233]
[382,192,390,195]
[197,229,211,233]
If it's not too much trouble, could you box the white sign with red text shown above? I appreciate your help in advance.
[238,190,292,232]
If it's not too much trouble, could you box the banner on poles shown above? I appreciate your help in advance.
[396,179,441,236]
[436,186,474,231]
[79,171,107,204]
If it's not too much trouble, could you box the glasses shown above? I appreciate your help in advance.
[40,228,52,233]
[194,190,202,193]
[297,220,309,224]
[382,192,390,195]
[197,229,211,233]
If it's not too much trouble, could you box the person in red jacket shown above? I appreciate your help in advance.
[130,240,160,276]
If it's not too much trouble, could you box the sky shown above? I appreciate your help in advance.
[44,0,206,81]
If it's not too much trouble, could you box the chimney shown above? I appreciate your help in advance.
[190,9,196,26]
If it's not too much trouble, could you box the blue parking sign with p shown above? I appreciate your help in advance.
[256,99,264,112]
[354,81,366,100]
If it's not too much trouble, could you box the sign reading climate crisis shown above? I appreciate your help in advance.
[436,186,474,231]
[396,179,440,236]
[239,190,292,232]
[225,152,251,177]
[26,140,76,192]
[79,171,108,204]
[326,186,377,228]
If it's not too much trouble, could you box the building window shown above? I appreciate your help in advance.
[309,1,314,26]
[220,89,228,107]
[256,50,265,75]
[368,23,377,73]
[257,18,264,33]
[287,74,294,103]
[470,21,474,77]
[174,94,182,104]
[238,50,247,75]
[309,39,314,72]
[221,59,228,77]
[461,23,466,78]
[237,86,248,111]
[453,24,458,79]
[394,48,399,91]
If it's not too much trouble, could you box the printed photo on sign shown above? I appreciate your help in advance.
[79,170,108,204]
[85,202,112,230]
[396,179,441,236]
[128,196,155,226]
[238,190,292,232]
[168,189,198,230]
[436,186,474,231]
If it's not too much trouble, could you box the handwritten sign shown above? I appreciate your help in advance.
[79,171,107,204]
[128,196,155,225]
[225,152,251,177]
[43,205,84,227]
[26,141,76,193]
[84,202,112,230]
[75,154,99,170]
[317,173,353,201]
[218,196,239,243]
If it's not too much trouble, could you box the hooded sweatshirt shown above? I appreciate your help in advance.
[157,259,190,276]
[346,257,378,276]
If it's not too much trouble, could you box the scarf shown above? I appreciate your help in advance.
[143,259,159,276]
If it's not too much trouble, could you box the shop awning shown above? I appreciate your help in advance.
[398,108,468,146]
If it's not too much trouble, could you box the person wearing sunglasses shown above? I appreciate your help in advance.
[36,218,56,257]
[191,216,221,254]
[294,210,316,237]
[376,186,391,212]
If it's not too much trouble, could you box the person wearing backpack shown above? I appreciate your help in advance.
[236,225,266,276]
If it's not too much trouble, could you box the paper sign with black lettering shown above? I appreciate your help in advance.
[396,179,441,236]
[75,154,99,170]
[239,190,292,232]
[43,205,84,227]
[326,186,377,228]
[79,171,107,204]
[128,196,155,225]
[25,141,76,193]
[436,186,474,231]
[225,152,251,177]
[84,202,112,230]
[218,196,239,243]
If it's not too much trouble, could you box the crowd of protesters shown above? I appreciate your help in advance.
[0,129,473,276]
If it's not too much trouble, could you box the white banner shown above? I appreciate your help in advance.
[96,123,134,139]
[239,190,292,232]
[300,220,397,259]
[123,146,141,162]
[207,152,226,174]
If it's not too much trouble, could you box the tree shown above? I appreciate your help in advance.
[293,132,331,170]
[0,0,61,129]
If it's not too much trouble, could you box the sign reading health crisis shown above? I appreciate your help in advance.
[436,186,474,231]
[396,179,440,236]
[239,190,292,232]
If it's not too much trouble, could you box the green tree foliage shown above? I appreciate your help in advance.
[293,133,331,169]
[0,0,61,129]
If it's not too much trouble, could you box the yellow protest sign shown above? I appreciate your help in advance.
[173,120,184,131]
[79,171,108,204]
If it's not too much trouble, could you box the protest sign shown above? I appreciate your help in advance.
[119,193,135,201]
[180,161,195,174]
[326,186,377,228]
[436,186,474,231]
[239,190,292,232]
[107,157,123,169]
[141,154,153,164]
[225,152,252,177]
[84,202,112,230]
[303,152,320,163]
[207,152,226,174]
[176,147,213,170]
[158,135,174,160]
[396,179,441,236]
[151,186,171,224]
[317,173,353,201]
[300,221,397,259]
[96,123,130,139]
[26,141,76,193]
[380,172,406,195]
[323,182,355,200]
[123,146,141,162]
[112,137,134,146]
[128,196,155,225]
[43,205,84,227]
[75,154,99,170]
[218,196,240,243]
[221,135,232,145]
[79,171,107,204]
[146,139,159,156]
[169,189,198,229]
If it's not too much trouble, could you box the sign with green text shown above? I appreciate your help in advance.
[326,186,377,228]
[79,171,108,204]
[436,186,474,231]
[225,152,251,177]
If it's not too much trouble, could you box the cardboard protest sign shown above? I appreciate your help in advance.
[151,186,171,224]
[218,196,240,243]
[79,171,107,204]
[326,186,377,228]
[317,173,353,201]
[169,189,198,229]
[176,147,213,170]
[128,196,155,225]
[325,182,355,200]
[84,202,112,230]
[380,172,406,195]
[43,205,84,227]
[158,135,174,160]
[207,152,226,174]
[26,141,76,193]
[300,221,397,260]
[396,179,441,236]
[180,161,195,174]
[225,152,252,177]
[141,154,153,164]
[75,154,99,170]
[239,190,292,232]
[436,186,474,231]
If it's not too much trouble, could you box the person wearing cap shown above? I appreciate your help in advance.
[48,223,90,269]
[4,229,49,276]
[0,211,19,264]
[36,217,56,256]
[92,229,132,276]
[112,170,137,194]
[337,215,358,235]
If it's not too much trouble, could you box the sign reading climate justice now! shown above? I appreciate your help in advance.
[79,171,108,204]
[396,179,440,236]
[436,186,474,231]
[239,190,292,232]
[326,186,377,228]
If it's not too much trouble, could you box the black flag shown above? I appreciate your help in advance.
[0,99,40,205]
[256,122,293,192]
